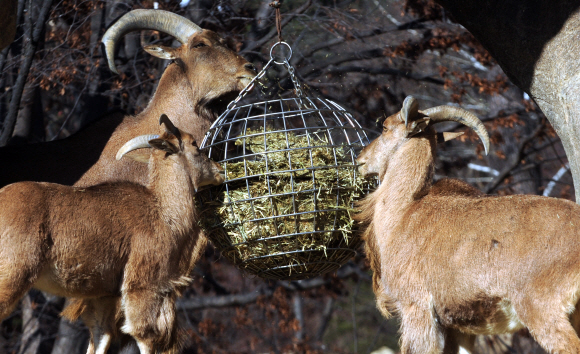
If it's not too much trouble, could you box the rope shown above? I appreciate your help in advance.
[269,0,283,43]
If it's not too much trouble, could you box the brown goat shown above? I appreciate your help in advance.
[355,96,580,354]
[0,115,224,354]
[0,9,255,188]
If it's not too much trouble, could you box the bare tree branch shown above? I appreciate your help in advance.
[298,19,427,62]
[484,121,545,194]
[320,65,445,85]
[179,264,363,310]
[0,0,52,146]
[242,0,312,53]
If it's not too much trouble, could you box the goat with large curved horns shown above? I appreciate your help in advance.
[356,96,580,354]
[0,9,256,188]
[0,115,224,354]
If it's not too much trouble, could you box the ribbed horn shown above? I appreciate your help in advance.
[421,106,490,155]
[102,9,202,74]
[116,134,159,160]
[400,96,419,127]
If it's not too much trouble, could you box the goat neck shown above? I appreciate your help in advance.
[146,148,199,239]
[359,134,435,241]
[139,64,213,144]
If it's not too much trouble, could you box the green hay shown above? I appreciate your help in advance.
[198,127,367,277]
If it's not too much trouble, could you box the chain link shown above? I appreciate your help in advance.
[226,43,306,111]
[284,58,304,104]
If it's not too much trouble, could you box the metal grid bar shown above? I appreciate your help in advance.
[200,95,377,280]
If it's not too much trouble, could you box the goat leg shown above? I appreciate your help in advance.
[398,300,445,354]
[442,328,475,354]
[0,234,43,319]
[121,289,177,353]
[514,297,580,354]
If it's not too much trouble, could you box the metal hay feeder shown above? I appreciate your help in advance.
[199,42,376,280]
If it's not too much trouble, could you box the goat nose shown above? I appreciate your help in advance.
[244,63,256,72]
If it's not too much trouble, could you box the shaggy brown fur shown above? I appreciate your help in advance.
[0,118,224,354]
[0,13,255,188]
[355,96,580,354]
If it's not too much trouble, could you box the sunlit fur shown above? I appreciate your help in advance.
[355,99,580,354]
[0,121,224,354]
[0,27,255,189]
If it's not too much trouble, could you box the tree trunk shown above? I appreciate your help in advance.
[0,0,53,146]
[434,0,580,201]
[50,299,89,354]
[17,291,63,354]
[17,294,42,354]
[0,0,17,50]
[11,85,45,145]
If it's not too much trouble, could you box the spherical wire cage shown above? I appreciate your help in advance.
[198,43,377,280]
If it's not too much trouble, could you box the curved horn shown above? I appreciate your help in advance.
[102,9,202,74]
[116,134,159,160]
[421,106,490,155]
[400,96,419,127]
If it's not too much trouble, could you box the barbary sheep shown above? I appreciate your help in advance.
[355,96,580,354]
[0,115,224,354]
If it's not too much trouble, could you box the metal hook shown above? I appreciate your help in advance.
[270,41,292,65]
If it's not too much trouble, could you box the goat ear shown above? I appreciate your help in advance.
[437,131,464,142]
[144,45,178,60]
[159,114,181,139]
[159,114,182,141]
[405,117,431,138]
[148,138,179,155]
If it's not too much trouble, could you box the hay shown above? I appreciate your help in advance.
[198,126,367,278]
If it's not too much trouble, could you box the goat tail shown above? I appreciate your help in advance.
[154,295,189,353]
[158,325,188,354]
[60,298,87,322]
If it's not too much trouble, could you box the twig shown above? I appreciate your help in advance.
[242,0,312,53]
[351,276,361,354]
[178,264,363,310]
[315,65,445,86]
[298,19,427,61]
[315,297,334,341]
[484,121,545,193]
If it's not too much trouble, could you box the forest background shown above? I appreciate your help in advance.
[0,0,571,353]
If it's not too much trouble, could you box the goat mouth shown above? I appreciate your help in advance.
[357,164,377,178]
[206,91,240,112]
[215,172,226,184]
[238,76,255,89]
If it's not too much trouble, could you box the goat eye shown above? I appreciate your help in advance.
[193,42,207,48]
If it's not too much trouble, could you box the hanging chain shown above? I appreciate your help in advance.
[225,0,307,111]
[284,58,304,103]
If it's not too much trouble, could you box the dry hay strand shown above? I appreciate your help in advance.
[198,127,367,278]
